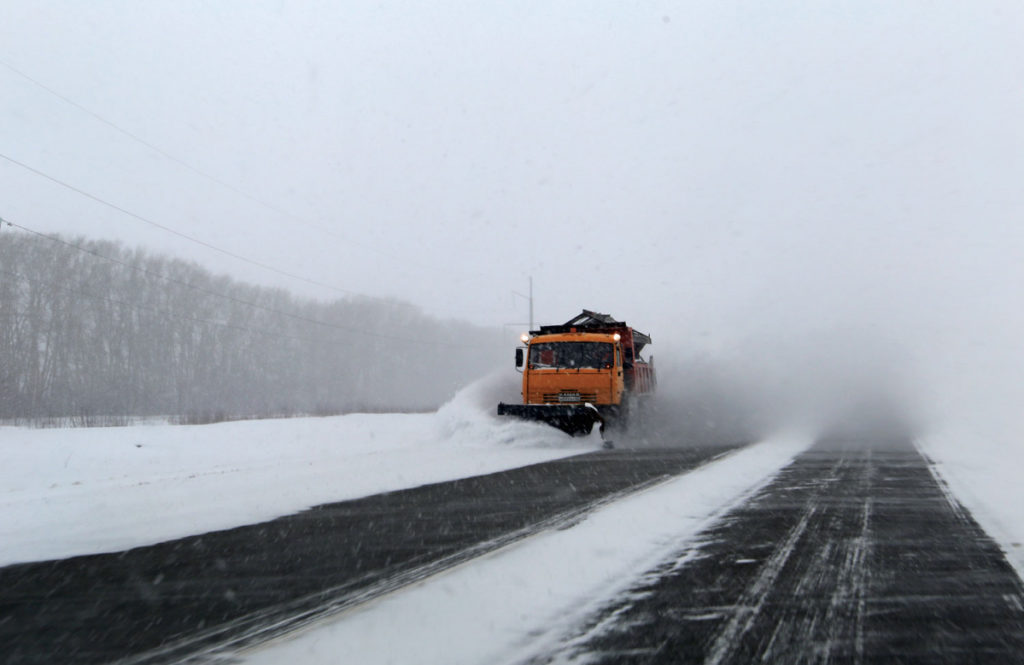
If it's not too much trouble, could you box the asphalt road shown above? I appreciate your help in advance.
[0,443,743,665]
[531,437,1024,664]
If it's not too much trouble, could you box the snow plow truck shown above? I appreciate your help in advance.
[497,310,656,436]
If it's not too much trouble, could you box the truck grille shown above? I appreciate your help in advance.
[542,391,598,404]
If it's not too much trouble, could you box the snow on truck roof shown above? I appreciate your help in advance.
[532,310,652,350]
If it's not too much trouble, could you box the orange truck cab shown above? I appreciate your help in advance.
[497,310,655,436]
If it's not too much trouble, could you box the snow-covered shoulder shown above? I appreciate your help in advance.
[919,423,1024,578]
[0,373,589,566]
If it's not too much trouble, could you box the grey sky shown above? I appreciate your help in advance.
[3,1,1023,426]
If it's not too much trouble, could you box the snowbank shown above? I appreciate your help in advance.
[920,421,1024,578]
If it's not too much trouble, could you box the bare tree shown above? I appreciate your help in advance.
[0,233,502,424]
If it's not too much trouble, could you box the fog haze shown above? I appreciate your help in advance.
[2,2,1022,436]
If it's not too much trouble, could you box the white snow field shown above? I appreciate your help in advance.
[0,372,593,566]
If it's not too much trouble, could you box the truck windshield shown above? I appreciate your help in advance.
[528,342,614,369]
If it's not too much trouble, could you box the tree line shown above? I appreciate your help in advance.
[0,231,502,425]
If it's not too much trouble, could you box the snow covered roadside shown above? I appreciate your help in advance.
[241,431,813,665]
[0,373,592,566]
[920,425,1024,578]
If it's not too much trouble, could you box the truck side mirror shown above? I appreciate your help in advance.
[515,348,524,368]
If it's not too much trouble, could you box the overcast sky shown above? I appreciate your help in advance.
[3,1,1023,426]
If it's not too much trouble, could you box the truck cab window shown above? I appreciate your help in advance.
[529,342,614,369]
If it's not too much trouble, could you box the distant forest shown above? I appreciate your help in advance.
[0,231,502,424]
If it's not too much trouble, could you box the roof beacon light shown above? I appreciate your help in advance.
[520,333,530,343]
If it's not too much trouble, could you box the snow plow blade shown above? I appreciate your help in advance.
[496,403,604,436]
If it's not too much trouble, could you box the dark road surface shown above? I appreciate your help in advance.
[0,444,742,665]
[532,437,1024,664]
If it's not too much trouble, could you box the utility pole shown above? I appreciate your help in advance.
[506,277,535,347]
[512,277,534,332]
[528,276,534,331]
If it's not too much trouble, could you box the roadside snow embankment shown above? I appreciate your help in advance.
[920,424,1024,578]
[0,372,591,566]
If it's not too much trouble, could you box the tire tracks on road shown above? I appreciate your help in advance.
[535,438,1024,664]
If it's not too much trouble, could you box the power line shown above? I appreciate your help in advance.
[0,265,348,349]
[0,218,483,348]
[0,151,359,296]
[0,58,262,208]
[1,218,440,343]
[0,58,452,276]
[0,261,469,352]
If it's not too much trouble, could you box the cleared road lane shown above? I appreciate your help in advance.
[532,437,1024,664]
